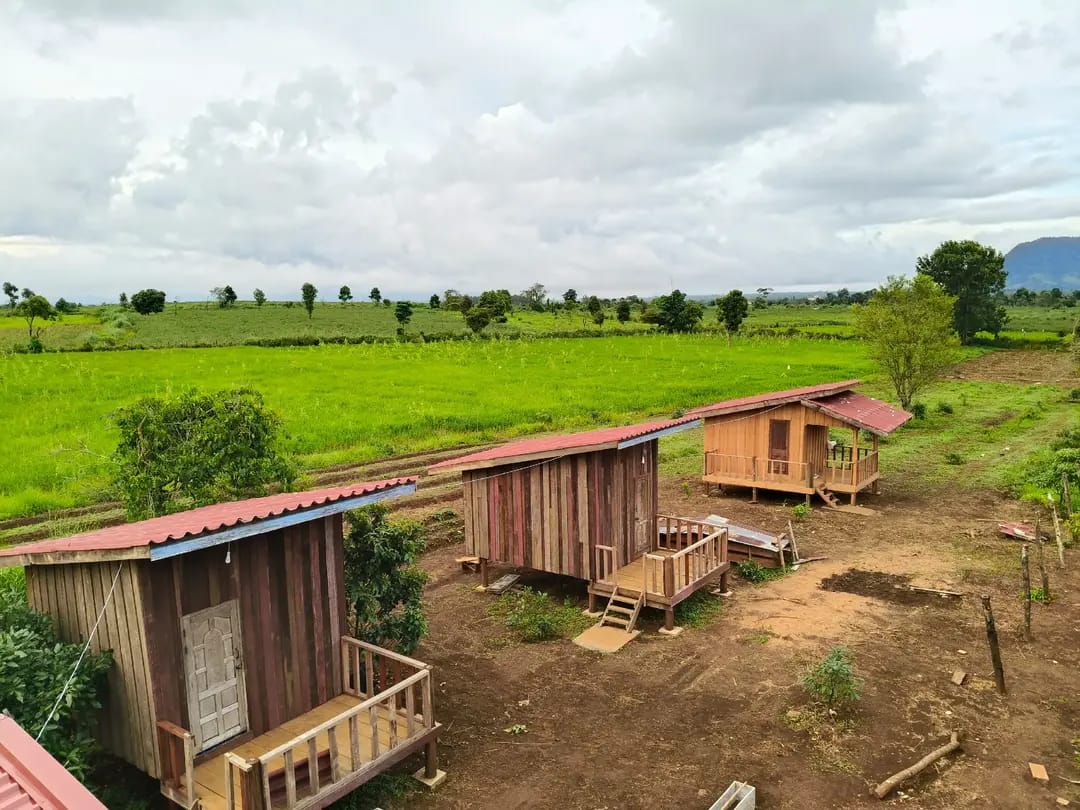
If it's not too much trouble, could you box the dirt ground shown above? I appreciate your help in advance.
[946,349,1080,386]
[388,350,1080,810]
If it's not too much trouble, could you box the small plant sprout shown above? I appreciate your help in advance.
[503,724,528,735]
[803,646,862,711]
[792,502,811,522]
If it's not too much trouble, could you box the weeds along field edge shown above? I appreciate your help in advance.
[0,334,880,520]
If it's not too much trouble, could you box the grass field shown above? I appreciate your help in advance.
[1,302,1074,352]
[0,334,878,519]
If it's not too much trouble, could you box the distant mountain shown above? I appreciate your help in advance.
[1005,237,1080,290]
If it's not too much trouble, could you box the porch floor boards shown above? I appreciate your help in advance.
[191,694,416,810]
[591,549,728,609]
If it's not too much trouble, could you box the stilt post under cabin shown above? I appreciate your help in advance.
[424,740,439,779]
[480,558,489,588]
[664,608,675,631]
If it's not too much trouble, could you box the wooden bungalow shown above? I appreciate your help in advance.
[0,479,444,810]
[428,418,732,632]
[687,381,913,506]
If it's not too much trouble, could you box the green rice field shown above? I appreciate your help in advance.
[0,334,878,519]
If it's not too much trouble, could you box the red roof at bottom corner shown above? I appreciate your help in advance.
[0,716,108,810]
[811,391,912,435]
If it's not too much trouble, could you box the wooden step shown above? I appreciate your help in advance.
[603,615,630,627]
[607,605,635,616]
[610,593,640,605]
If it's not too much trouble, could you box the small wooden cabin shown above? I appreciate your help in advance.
[0,479,444,810]
[687,381,912,506]
[429,418,732,631]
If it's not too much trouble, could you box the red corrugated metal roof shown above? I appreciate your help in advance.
[685,380,861,418]
[0,716,107,810]
[428,417,700,473]
[0,479,415,562]
[807,391,912,435]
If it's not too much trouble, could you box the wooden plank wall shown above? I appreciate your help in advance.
[462,442,658,578]
[26,561,158,776]
[139,515,346,766]
[703,403,849,482]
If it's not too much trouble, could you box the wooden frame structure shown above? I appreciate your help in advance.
[0,480,444,810]
[688,382,912,506]
[429,418,732,629]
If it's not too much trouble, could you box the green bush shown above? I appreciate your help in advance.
[489,587,590,643]
[1068,388,1080,402]
[342,504,428,654]
[944,451,964,465]
[791,502,811,522]
[0,568,112,781]
[803,646,861,710]
[935,401,954,414]
[735,560,786,584]
[910,402,927,420]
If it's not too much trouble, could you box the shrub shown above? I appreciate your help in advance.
[803,646,861,710]
[1069,388,1080,402]
[1027,587,1051,604]
[27,335,44,353]
[791,502,811,522]
[944,451,964,465]
[489,587,590,643]
[111,387,295,519]
[910,402,927,420]
[935,401,954,414]
[735,560,786,584]
[0,568,112,781]
[342,504,428,654]
[130,289,166,315]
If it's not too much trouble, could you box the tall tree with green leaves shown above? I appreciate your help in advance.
[616,299,631,323]
[342,504,428,653]
[916,239,1008,343]
[253,288,266,307]
[369,286,382,304]
[301,282,318,318]
[651,289,704,333]
[718,289,749,345]
[853,275,957,410]
[111,388,295,519]
[522,283,547,312]
[15,295,57,340]
[394,300,413,334]
[429,293,440,309]
[2,281,16,310]
[338,285,352,304]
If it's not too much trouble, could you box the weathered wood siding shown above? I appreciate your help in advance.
[703,402,848,483]
[140,514,347,767]
[462,442,658,578]
[25,561,158,776]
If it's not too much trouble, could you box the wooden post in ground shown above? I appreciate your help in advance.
[1021,545,1032,640]
[1050,499,1065,569]
[480,558,489,588]
[1034,518,1050,599]
[981,595,1006,694]
[1063,473,1074,516]
[664,608,675,631]
[424,740,439,779]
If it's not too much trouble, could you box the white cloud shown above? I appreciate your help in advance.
[1,0,1078,302]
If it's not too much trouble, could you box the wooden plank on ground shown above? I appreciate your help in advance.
[486,574,519,595]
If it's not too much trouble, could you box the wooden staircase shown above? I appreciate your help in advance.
[812,476,841,510]
[599,586,644,633]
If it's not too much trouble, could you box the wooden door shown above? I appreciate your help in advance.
[181,600,248,752]
[633,474,652,555]
[804,425,828,482]
[768,419,790,475]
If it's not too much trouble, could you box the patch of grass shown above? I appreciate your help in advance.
[745,631,771,644]
[735,560,789,584]
[488,587,592,642]
[1027,587,1052,604]
[935,400,954,414]
[944,451,964,465]
[782,706,860,775]
[673,591,725,628]
[330,771,417,809]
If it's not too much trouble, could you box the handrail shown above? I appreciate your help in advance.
[594,544,616,583]
[667,529,724,560]
[342,636,429,672]
[156,720,195,810]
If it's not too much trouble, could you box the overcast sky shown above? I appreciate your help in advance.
[2,0,1078,303]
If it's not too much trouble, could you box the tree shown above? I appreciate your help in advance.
[562,288,578,305]
[477,289,512,320]
[754,287,772,309]
[338,285,352,305]
[342,504,428,653]
[429,293,440,309]
[718,289,749,345]
[253,288,266,307]
[522,283,547,312]
[131,289,166,315]
[915,239,1008,343]
[54,298,76,315]
[616,299,632,323]
[464,305,493,334]
[212,286,237,308]
[119,291,129,309]
[394,300,413,333]
[0,570,112,781]
[853,275,958,410]
[652,289,704,333]
[442,289,464,311]
[369,287,382,304]
[2,282,16,310]
[301,283,317,318]
[15,295,57,340]
[110,387,295,519]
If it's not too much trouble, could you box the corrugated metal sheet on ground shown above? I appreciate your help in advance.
[0,478,415,559]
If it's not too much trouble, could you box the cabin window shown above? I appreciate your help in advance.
[768,419,790,474]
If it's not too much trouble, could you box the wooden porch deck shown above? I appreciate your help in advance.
[158,637,441,810]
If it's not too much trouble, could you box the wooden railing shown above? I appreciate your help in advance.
[156,721,195,809]
[704,453,808,484]
[667,529,728,595]
[594,544,616,583]
[657,515,720,551]
[824,449,878,486]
